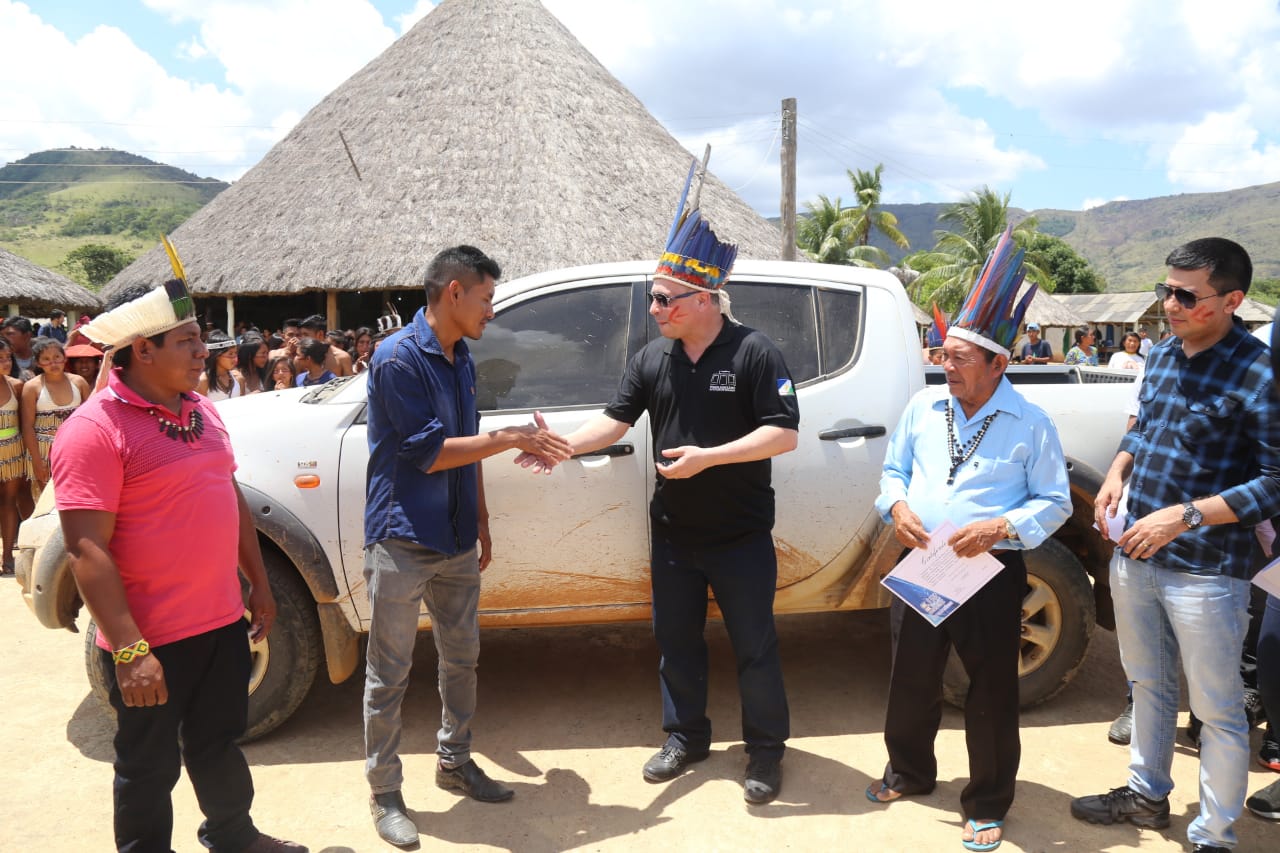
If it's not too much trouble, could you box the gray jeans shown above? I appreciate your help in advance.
[363,539,481,794]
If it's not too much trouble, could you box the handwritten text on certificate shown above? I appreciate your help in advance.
[880,520,1005,627]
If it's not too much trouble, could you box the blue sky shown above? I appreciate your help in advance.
[5,0,1280,215]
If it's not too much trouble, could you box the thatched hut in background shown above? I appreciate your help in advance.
[0,247,102,319]
[105,0,785,333]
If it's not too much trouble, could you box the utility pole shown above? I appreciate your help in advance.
[780,98,797,260]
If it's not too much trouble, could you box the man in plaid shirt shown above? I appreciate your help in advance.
[1071,238,1280,853]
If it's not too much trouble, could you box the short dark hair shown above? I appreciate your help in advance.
[1073,326,1091,346]
[298,338,329,364]
[1165,237,1253,295]
[3,317,32,334]
[423,245,501,304]
[300,314,326,332]
[50,309,65,319]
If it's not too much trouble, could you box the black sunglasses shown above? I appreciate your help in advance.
[649,290,699,308]
[1155,282,1225,310]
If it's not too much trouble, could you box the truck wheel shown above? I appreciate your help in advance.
[83,551,321,741]
[942,537,1096,709]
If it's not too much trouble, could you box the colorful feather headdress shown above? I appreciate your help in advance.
[947,227,1037,357]
[81,235,197,349]
[654,151,738,294]
[926,303,948,349]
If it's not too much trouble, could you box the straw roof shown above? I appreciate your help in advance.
[1023,286,1088,328]
[105,0,784,299]
[0,247,102,314]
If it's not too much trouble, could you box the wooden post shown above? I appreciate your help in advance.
[225,297,235,336]
[326,291,339,332]
[780,98,797,261]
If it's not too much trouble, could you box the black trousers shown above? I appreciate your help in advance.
[103,619,258,853]
[881,550,1025,820]
[650,528,790,759]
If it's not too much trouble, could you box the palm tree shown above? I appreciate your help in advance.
[909,187,1050,311]
[844,164,909,253]
[795,194,891,267]
[797,194,849,264]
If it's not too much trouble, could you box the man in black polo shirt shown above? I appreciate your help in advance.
[559,160,799,805]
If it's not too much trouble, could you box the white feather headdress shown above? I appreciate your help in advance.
[81,236,197,349]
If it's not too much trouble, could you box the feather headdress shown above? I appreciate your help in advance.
[654,152,738,295]
[81,235,197,349]
[948,227,1037,357]
[926,303,948,349]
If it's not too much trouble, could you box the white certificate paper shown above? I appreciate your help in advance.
[880,520,1006,627]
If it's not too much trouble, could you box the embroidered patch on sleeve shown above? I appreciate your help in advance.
[777,378,794,396]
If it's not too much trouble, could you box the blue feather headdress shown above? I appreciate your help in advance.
[948,226,1037,357]
[654,155,738,291]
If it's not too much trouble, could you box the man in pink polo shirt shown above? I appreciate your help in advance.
[51,264,305,853]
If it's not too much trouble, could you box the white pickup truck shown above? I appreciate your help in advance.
[16,261,1135,739]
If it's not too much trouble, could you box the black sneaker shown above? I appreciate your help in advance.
[642,743,709,783]
[1186,714,1202,749]
[1108,700,1134,745]
[1258,731,1280,772]
[743,754,782,805]
[1247,777,1280,820]
[1244,687,1266,728]
[1191,846,1229,852]
[1070,785,1171,828]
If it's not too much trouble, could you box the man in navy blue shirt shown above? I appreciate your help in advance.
[361,245,571,848]
[1073,238,1280,853]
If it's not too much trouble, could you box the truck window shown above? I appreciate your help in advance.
[727,282,820,383]
[471,283,633,411]
[817,287,863,375]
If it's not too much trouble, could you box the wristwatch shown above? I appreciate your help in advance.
[1003,518,1019,542]
[1182,502,1204,530]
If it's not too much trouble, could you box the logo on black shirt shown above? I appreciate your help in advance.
[709,370,737,392]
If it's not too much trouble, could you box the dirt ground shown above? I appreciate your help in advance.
[2,580,1275,852]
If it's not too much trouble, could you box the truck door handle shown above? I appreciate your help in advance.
[572,443,634,459]
[819,425,886,440]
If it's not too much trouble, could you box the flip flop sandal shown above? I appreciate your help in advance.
[865,782,903,805]
[961,818,1003,851]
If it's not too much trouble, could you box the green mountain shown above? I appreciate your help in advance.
[824,182,1280,291]
[0,148,227,272]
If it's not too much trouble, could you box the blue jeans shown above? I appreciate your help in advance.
[363,539,481,794]
[650,528,789,758]
[1111,552,1251,848]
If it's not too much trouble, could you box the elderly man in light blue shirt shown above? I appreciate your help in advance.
[864,230,1070,853]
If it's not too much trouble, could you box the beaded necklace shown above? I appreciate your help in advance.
[945,399,997,485]
[148,405,204,443]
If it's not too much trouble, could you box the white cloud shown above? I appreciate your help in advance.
[1165,107,1280,190]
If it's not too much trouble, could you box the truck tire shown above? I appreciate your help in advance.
[83,551,321,741]
[942,537,1096,709]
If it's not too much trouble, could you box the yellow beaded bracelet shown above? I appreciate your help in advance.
[112,639,150,665]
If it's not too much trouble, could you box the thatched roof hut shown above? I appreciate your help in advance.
[0,248,102,316]
[105,0,783,315]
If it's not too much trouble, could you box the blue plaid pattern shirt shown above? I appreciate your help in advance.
[1122,322,1280,578]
